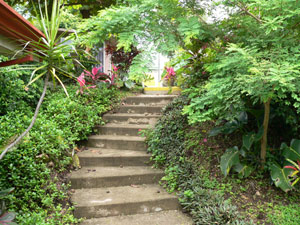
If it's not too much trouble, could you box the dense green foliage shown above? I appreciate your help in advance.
[146,96,250,224]
[146,96,300,224]
[0,71,122,223]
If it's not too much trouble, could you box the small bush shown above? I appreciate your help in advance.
[146,95,249,224]
[0,84,122,223]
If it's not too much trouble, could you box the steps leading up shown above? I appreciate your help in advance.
[88,135,146,150]
[118,105,164,114]
[96,124,151,136]
[144,87,181,95]
[78,148,151,167]
[124,95,176,105]
[72,184,180,219]
[80,210,193,225]
[103,113,160,125]
[70,94,192,224]
[70,166,164,189]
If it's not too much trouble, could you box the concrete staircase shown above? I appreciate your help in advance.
[70,95,192,225]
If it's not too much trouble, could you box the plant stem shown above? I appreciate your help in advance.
[260,98,271,165]
[0,73,49,160]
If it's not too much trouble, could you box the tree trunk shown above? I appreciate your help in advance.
[260,98,271,165]
[0,73,49,160]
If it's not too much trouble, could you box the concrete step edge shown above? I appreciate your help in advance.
[88,135,145,141]
[78,148,150,158]
[80,210,193,225]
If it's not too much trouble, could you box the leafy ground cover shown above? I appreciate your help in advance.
[0,65,124,224]
[145,95,300,225]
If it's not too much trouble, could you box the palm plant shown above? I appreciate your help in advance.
[0,0,80,160]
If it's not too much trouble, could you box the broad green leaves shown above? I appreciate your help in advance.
[220,131,262,178]
[270,165,293,192]
[282,139,300,161]
[220,147,240,177]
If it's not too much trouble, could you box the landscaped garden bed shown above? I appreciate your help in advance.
[145,95,300,225]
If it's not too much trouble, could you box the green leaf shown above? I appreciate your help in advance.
[234,163,254,178]
[242,133,255,151]
[220,147,240,177]
[270,164,293,192]
[254,126,264,141]
[237,111,248,124]
[208,127,223,137]
[282,139,300,161]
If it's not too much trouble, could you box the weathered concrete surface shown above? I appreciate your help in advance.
[144,87,181,95]
[124,95,176,105]
[96,124,151,136]
[70,166,163,189]
[103,113,160,125]
[80,210,193,225]
[117,105,164,114]
[72,184,180,219]
[70,94,193,224]
[88,135,146,150]
[78,148,151,167]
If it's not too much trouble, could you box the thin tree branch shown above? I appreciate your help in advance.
[237,2,262,24]
[0,73,49,160]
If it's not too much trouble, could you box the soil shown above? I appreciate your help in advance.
[185,122,300,224]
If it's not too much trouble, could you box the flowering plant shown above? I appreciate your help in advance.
[163,67,176,87]
[164,67,176,81]
[76,67,111,94]
[284,159,300,187]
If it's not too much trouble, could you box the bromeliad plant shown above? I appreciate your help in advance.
[271,139,300,192]
[163,67,176,86]
[76,67,112,94]
[0,0,81,160]
[284,159,300,187]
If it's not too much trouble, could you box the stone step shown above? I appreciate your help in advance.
[144,87,181,95]
[72,184,180,219]
[96,124,151,136]
[70,166,163,189]
[123,95,176,106]
[117,105,163,114]
[88,135,146,151]
[80,210,193,225]
[78,148,151,167]
[103,113,160,125]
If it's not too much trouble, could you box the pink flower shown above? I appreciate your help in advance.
[164,67,176,80]
[111,73,116,84]
[166,67,175,76]
[112,64,118,72]
[203,138,208,143]
[77,73,85,87]
[202,71,206,75]
[91,67,102,80]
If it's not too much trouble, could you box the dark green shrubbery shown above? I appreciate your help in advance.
[0,80,121,223]
[0,61,43,116]
[146,96,250,225]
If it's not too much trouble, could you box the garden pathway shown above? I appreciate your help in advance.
[69,94,192,225]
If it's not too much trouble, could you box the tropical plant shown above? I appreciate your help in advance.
[271,139,300,192]
[0,0,81,160]
[76,67,112,94]
[220,130,262,178]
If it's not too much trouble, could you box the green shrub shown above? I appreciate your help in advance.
[146,95,249,224]
[0,85,121,223]
[0,60,43,116]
